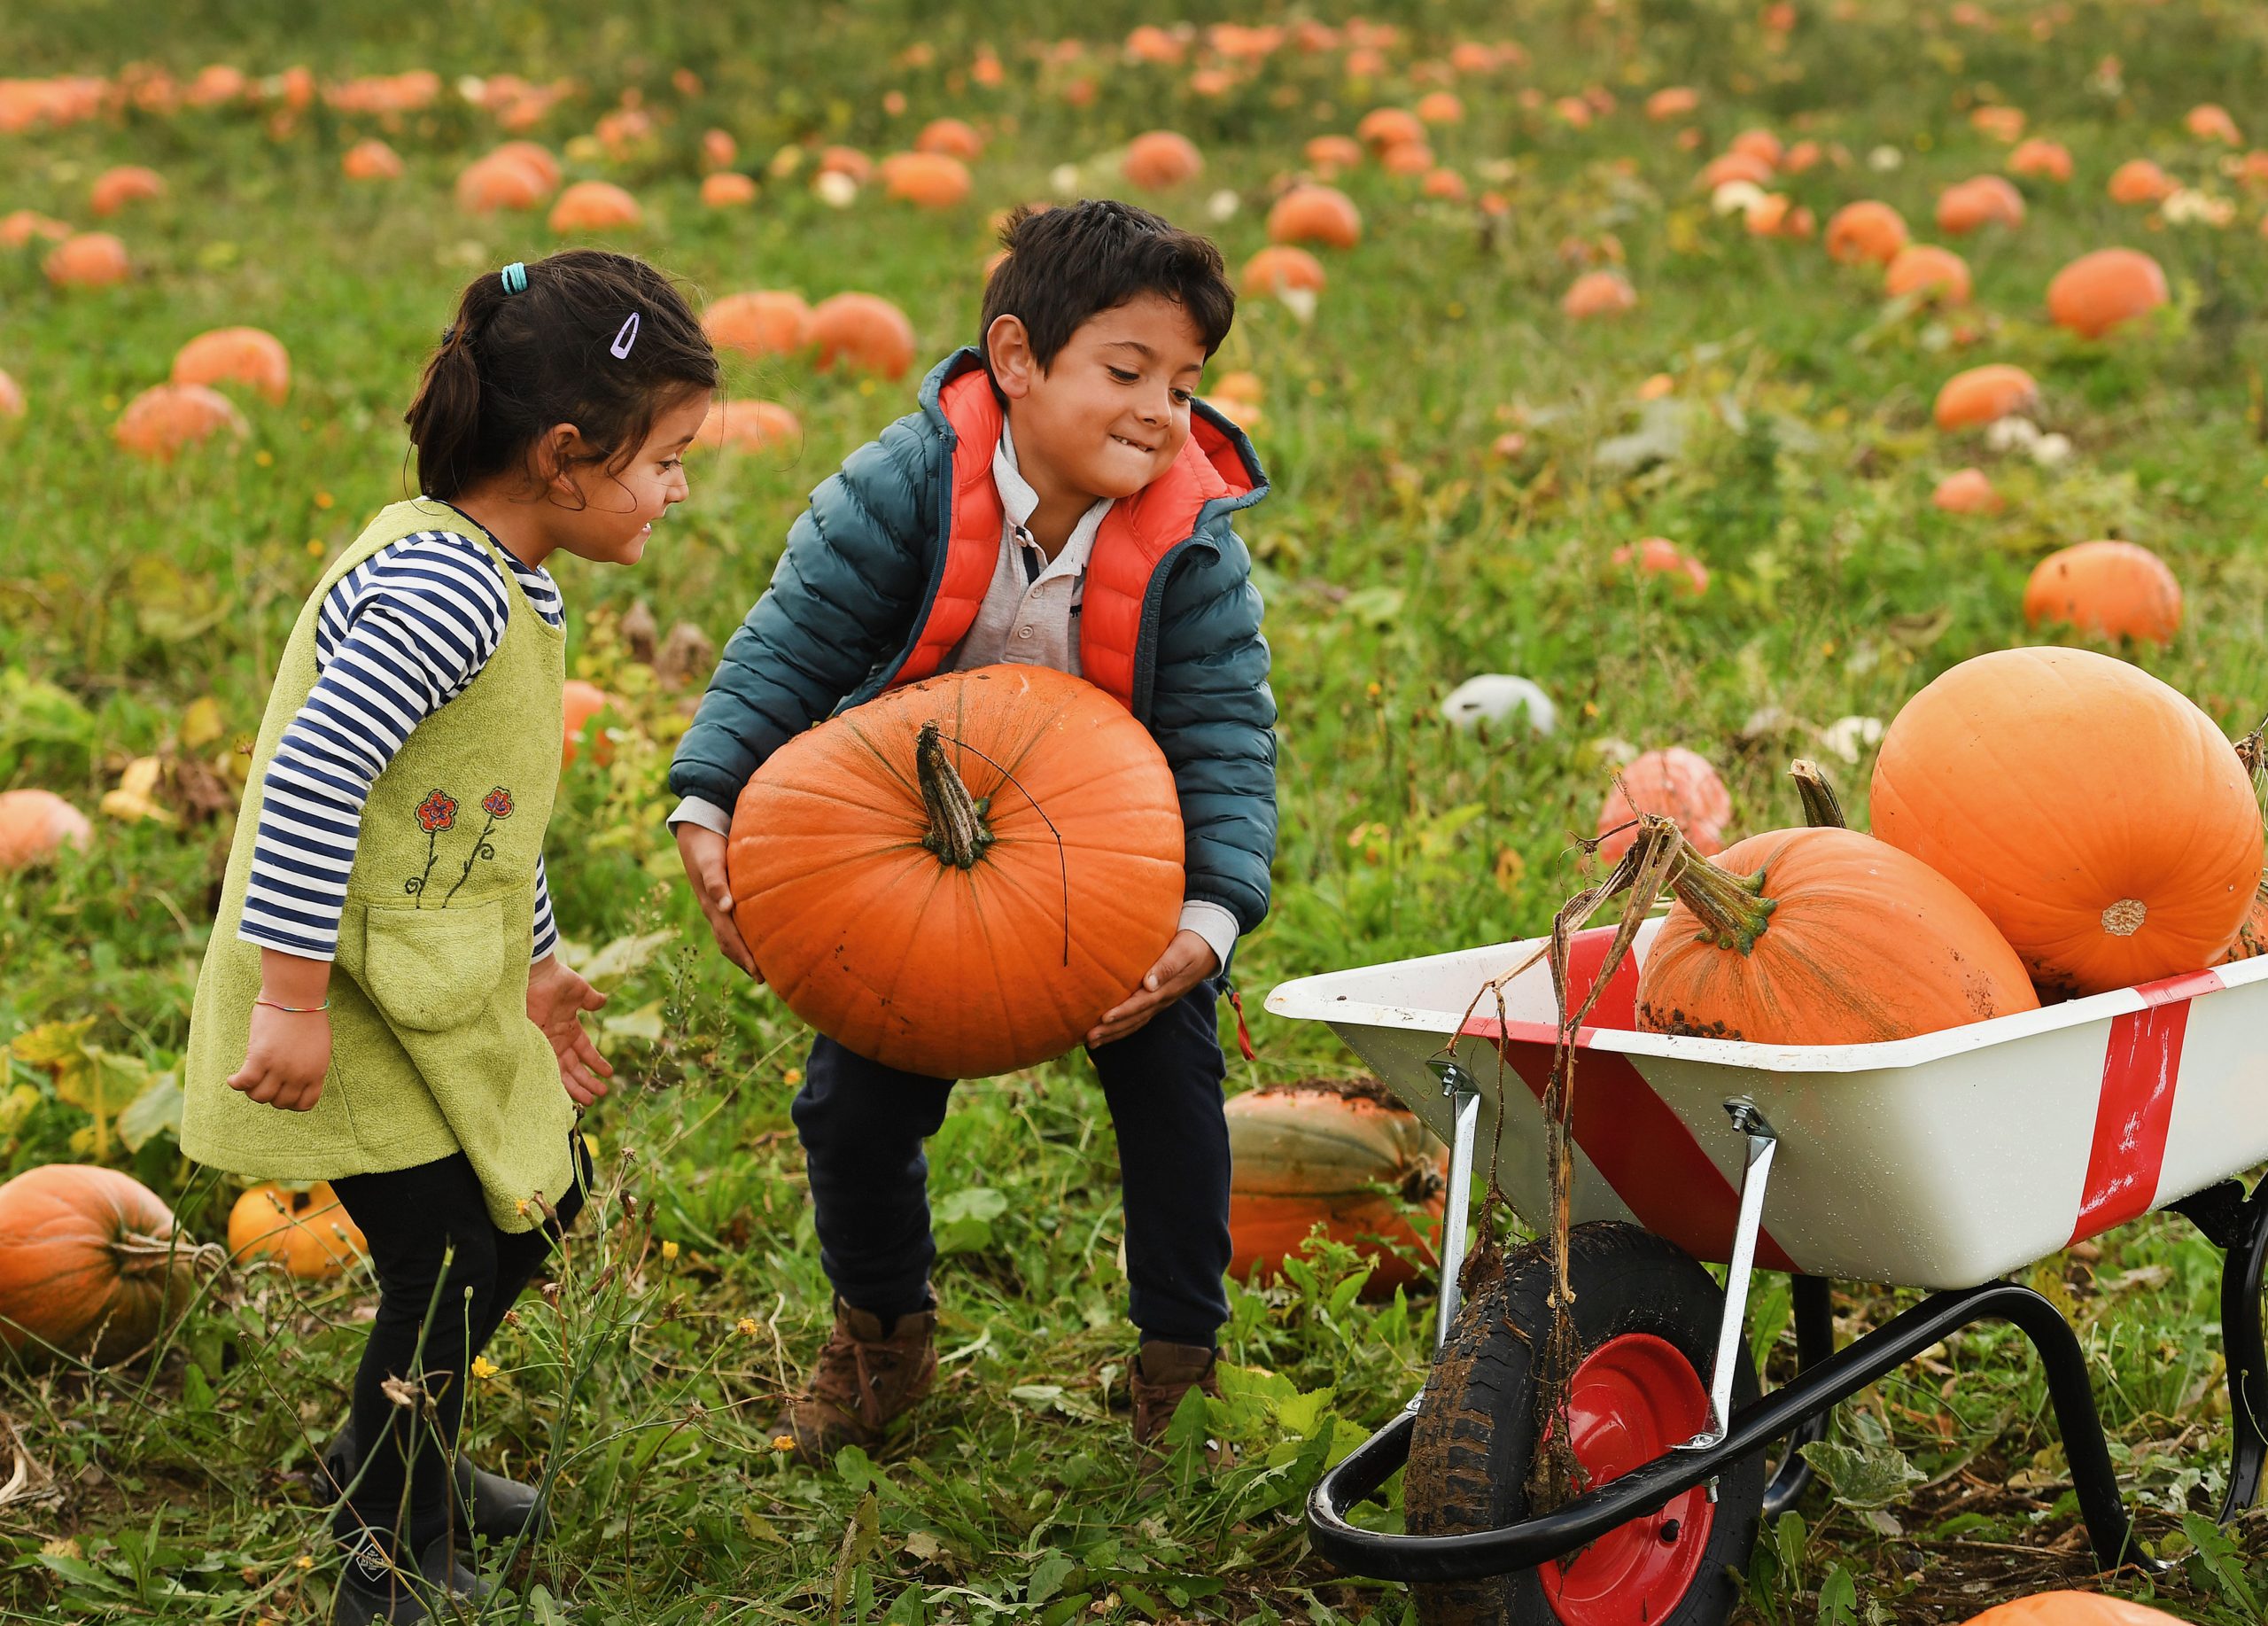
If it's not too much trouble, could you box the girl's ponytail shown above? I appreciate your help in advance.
[403,252,717,502]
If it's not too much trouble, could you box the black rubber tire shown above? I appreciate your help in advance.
[1404,1223,1767,1626]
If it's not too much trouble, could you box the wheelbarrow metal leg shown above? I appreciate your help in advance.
[1426,1058,1484,1357]
[1763,1274,1837,1520]
[1682,1099,1780,1451]
[2219,1177,2268,1522]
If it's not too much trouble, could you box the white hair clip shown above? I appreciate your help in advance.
[610,312,641,359]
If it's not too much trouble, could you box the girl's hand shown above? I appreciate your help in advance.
[229,949,334,1111]
[1085,930,1220,1048]
[529,954,613,1106]
[674,822,762,980]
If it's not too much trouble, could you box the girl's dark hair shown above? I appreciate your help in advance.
[979,199,1235,378]
[406,248,718,501]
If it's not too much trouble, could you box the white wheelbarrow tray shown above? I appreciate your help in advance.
[1266,916,2268,1290]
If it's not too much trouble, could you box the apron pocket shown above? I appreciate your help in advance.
[362,898,507,1032]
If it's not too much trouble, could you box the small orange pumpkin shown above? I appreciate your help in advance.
[1597,747,1730,861]
[1563,269,1638,319]
[1379,139,1433,176]
[1647,87,1700,121]
[1698,151,1776,190]
[1356,106,1425,151]
[818,145,874,184]
[454,151,551,214]
[1227,1081,1445,1296]
[1416,91,1464,126]
[2106,159,2176,206]
[44,231,129,288]
[89,165,165,217]
[1612,537,1707,595]
[0,368,22,420]
[0,210,71,248]
[0,1164,197,1367]
[1302,134,1364,173]
[1635,826,2039,1044]
[1886,245,1972,304]
[1267,184,1362,249]
[1122,130,1203,190]
[562,679,624,767]
[880,151,972,209]
[341,139,403,181]
[493,141,562,191]
[227,1182,367,1279]
[704,290,812,360]
[2047,248,2168,338]
[114,383,247,460]
[726,665,1184,1078]
[1971,105,2027,143]
[2186,105,2241,146]
[1871,646,2260,997]
[2022,541,2181,646]
[1932,468,2002,515]
[807,292,917,378]
[172,327,291,405]
[1825,200,1908,265]
[914,117,984,160]
[2008,138,2073,182]
[548,180,642,233]
[0,790,92,869]
[1240,245,1326,297]
[1933,363,2038,431]
[696,398,802,455]
[1937,175,2025,234]
[700,172,757,209]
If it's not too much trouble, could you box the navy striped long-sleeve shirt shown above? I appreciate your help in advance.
[238,527,564,962]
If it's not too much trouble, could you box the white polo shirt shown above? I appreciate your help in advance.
[668,419,1239,974]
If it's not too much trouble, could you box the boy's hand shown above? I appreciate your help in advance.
[675,822,762,980]
[1086,930,1219,1048]
[529,954,614,1106]
[229,949,334,1111]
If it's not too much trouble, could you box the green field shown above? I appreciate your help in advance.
[4,0,2268,1620]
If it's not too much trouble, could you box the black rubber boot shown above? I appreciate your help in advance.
[329,1529,490,1625]
[323,1421,551,1544]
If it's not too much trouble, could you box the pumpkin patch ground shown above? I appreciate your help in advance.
[6,1,2268,1622]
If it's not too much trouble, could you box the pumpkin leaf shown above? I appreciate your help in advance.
[933,1186,1007,1254]
[115,1070,183,1153]
[1799,1437,1925,1509]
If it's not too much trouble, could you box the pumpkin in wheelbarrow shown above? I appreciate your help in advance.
[1960,1593,2186,1625]
[1226,1080,1445,1296]
[726,665,1183,1079]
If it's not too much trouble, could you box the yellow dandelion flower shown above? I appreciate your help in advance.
[294,1554,315,1571]
[736,1317,757,1336]
[771,1434,797,1452]
[471,1356,500,1381]
[661,1240,680,1261]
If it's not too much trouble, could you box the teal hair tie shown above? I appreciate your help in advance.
[501,261,528,294]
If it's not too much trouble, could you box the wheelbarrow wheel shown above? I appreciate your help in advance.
[1405,1222,1766,1626]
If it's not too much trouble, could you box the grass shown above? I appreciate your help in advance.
[3,0,2267,1619]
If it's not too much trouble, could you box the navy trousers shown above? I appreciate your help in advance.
[791,976,1234,1347]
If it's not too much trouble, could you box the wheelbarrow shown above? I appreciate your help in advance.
[1265,916,2268,1624]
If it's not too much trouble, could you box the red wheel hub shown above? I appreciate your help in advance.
[1536,1333,1715,1626]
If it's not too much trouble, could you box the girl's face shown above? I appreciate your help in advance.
[546,389,713,566]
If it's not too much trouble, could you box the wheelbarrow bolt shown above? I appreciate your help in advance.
[1658,1518,1682,1543]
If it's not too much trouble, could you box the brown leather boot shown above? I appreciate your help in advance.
[1130,1341,1228,1470]
[778,1296,938,1466]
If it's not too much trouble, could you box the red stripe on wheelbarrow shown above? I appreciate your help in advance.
[2069,967,2222,1245]
[1461,1022,1800,1272]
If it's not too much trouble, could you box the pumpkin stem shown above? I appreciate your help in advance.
[1790,759,1847,829]
[1665,846,1777,955]
[916,721,994,870]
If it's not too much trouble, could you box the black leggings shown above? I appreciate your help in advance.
[329,1142,589,1551]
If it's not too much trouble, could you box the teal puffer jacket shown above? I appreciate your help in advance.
[669,347,1278,937]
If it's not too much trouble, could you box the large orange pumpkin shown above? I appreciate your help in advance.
[1266,184,1362,248]
[0,789,93,869]
[0,1164,198,1367]
[1871,647,2261,997]
[172,326,291,405]
[2047,248,2168,338]
[881,152,972,209]
[2023,541,2181,646]
[44,231,129,288]
[1122,130,1203,189]
[726,665,1184,1078]
[493,141,562,191]
[807,292,916,378]
[1886,245,1972,304]
[113,383,248,460]
[1933,363,2038,431]
[704,290,812,360]
[1825,200,1909,265]
[89,165,165,217]
[1636,827,2039,1044]
[227,1182,367,1279]
[696,398,802,455]
[1597,747,1729,861]
[1960,1593,2186,1626]
[1226,1082,1445,1297]
[548,180,642,233]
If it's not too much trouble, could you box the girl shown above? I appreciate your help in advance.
[180,249,717,1624]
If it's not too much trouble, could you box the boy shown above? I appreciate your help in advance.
[668,199,1274,1463]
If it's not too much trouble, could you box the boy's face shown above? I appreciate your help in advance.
[991,294,1208,502]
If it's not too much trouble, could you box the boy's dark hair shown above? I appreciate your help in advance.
[406,247,718,502]
[979,199,1235,377]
